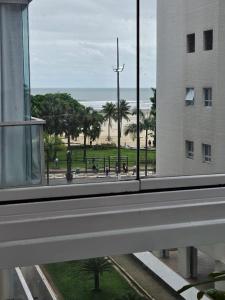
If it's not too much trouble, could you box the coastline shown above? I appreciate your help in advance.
[70,112,154,148]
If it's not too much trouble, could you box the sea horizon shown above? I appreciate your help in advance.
[31,87,153,110]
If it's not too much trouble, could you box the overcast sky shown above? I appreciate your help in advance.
[29,0,156,88]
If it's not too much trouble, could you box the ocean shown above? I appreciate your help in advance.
[31,88,153,111]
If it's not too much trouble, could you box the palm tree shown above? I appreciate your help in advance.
[115,292,146,300]
[125,109,155,176]
[79,257,111,291]
[178,270,225,300]
[150,88,156,147]
[89,110,104,144]
[119,99,131,131]
[62,99,83,149]
[44,133,65,161]
[80,107,103,160]
[102,102,117,141]
[124,123,138,142]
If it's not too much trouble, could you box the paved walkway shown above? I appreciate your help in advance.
[112,255,183,300]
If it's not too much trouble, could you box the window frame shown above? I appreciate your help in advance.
[0,1,224,212]
[1,181,225,269]
[187,33,195,53]
[1,0,225,273]
[185,87,195,106]
[185,140,194,159]
[204,29,213,51]
[203,87,212,107]
[202,143,212,163]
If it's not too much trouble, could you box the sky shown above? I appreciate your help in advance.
[29,0,156,88]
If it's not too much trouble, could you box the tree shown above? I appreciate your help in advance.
[124,123,138,142]
[118,99,131,131]
[44,134,66,161]
[61,99,83,149]
[79,257,112,291]
[102,102,117,141]
[80,107,103,160]
[178,271,225,300]
[150,88,156,147]
[31,93,82,140]
[89,110,104,144]
[125,109,155,176]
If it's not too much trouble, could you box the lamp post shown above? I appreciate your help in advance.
[113,38,125,175]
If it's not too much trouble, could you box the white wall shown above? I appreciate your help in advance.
[157,0,225,176]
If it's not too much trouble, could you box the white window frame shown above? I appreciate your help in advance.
[203,87,212,107]
[1,178,225,269]
[0,1,225,270]
[202,143,212,162]
[185,88,195,105]
[185,140,194,159]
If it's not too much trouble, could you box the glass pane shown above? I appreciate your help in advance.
[29,0,136,186]
[139,0,156,177]
[0,124,44,188]
[22,6,31,120]
[142,0,221,178]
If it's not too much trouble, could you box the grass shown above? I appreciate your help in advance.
[45,260,139,300]
[46,146,156,171]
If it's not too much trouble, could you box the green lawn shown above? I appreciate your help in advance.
[45,260,139,300]
[46,147,156,171]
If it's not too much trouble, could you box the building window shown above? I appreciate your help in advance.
[202,144,212,162]
[185,88,195,105]
[203,88,212,107]
[187,33,195,53]
[204,30,213,51]
[186,141,194,159]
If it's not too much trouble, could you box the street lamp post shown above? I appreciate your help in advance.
[113,38,125,175]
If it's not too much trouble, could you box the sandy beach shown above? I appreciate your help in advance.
[73,113,154,148]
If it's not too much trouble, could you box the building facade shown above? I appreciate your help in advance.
[157,0,225,176]
[157,0,225,286]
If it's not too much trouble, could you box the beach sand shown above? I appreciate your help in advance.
[72,114,154,148]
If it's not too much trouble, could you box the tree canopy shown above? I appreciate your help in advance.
[31,93,103,152]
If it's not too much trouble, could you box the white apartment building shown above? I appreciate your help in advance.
[156,0,225,288]
[157,0,225,176]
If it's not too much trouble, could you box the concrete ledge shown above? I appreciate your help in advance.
[141,174,225,190]
[133,252,210,300]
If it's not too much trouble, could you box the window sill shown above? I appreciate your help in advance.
[1,182,225,268]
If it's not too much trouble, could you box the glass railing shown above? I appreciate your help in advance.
[0,119,45,189]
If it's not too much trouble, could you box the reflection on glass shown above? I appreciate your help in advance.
[140,0,157,178]
[0,124,44,188]
[22,6,31,120]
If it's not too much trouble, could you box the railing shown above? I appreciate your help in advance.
[44,146,156,184]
